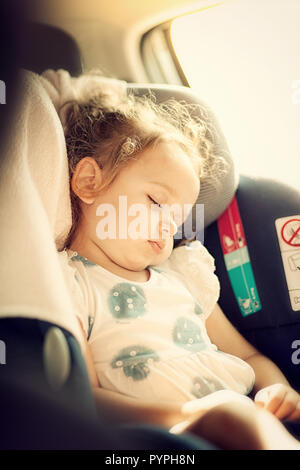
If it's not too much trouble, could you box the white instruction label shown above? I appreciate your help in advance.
[275,216,300,312]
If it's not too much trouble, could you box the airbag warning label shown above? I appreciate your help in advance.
[275,216,300,312]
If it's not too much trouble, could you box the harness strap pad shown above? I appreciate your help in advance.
[217,196,262,317]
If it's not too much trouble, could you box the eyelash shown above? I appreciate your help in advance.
[148,195,162,208]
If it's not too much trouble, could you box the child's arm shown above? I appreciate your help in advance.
[205,304,289,389]
[206,304,300,420]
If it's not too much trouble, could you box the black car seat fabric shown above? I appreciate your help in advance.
[205,176,300,390]
[0,318,97,420]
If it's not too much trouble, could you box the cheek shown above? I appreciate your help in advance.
[93,198,176,241]
[147,209,160,236]
[82,204,100,232]
[125,204,159,239]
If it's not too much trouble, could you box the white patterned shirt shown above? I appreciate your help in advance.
[58,241,255,403]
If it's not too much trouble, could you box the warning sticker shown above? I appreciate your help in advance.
[281,218,300,247]
[275,216,300,312]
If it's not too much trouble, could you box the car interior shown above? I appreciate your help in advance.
[0,0,300,450]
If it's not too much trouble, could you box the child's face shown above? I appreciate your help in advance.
[77,141,200,271]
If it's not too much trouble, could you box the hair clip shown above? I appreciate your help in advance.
[120,136,140,156]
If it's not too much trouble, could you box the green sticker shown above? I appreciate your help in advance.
[224,247,262,317]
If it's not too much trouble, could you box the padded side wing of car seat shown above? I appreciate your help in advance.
[0,318,97,420]
[204,175,300,390]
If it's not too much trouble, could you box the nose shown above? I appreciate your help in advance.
[160,216,178,239]
[149,206,178,241]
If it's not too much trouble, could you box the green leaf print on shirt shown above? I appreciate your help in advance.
[173,317,207,352]
[71,254,98,267]
[111,345,159,381]
[108,283,147,319]
[191,375,224,398]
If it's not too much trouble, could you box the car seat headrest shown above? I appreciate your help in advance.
[128,84,238,234]
[22,22,83,76]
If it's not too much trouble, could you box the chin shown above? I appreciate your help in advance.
[121,254,148,272]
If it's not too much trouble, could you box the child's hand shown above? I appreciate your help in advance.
[170,390,255,435]
[170,390,255,433]
[254,384,300,421]
[182,389,255,417]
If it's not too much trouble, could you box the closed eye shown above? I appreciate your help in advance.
[148,195,162,209]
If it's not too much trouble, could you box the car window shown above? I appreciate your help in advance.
[170,0,300,189]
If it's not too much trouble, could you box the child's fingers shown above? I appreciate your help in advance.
[285,402,300,422]
[255,385,287,414]
[273,391,298,420]
[254,388,268,406]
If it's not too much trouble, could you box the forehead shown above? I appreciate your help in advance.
[134,142,200,204]
[133,142,199,191]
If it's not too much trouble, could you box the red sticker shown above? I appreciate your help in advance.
[218,196,246,254]
[280,219,300,247]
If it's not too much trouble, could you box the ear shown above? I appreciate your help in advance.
[71,157,103,204]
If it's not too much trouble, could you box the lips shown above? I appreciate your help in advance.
[148,240,166,253]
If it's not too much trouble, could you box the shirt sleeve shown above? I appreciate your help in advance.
[154,240,220,320]
[57,250,93,338]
